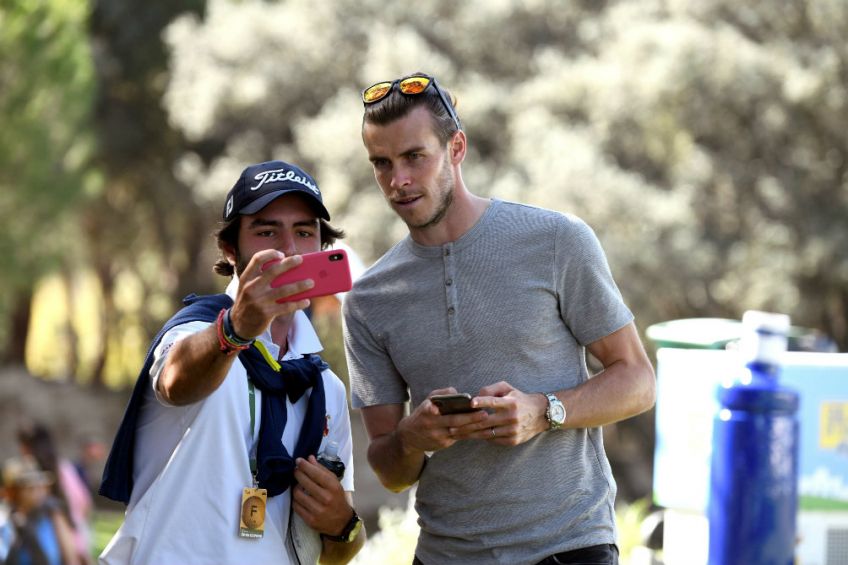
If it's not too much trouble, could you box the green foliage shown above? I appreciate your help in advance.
[0,0,95,355]
[0,0,94,284]
[311,311,350,388]
[91,510,124,558]
[800,494,848,511]
[9,0,846,379]
[160,0,848,348]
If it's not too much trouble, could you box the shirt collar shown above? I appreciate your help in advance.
[225,275,324,360]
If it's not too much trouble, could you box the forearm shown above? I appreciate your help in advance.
[553,322,656,429]
[367,424,428,493]
[158,323,238,405]
[559,356,655,429]
[292,468,365,564]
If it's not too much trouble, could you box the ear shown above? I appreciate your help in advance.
[222,242,237,265]
[449,130,467,165]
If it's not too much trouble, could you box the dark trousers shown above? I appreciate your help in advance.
[535,544,619,565]
[413,543,619,565]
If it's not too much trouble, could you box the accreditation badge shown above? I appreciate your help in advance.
[239,486,267,539]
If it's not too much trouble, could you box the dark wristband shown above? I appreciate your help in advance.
[223,308,254,346]
[321,509,362,543]
[215,309,250,355]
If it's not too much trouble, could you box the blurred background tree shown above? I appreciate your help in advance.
[2,0,846,504]
[159,0,847,349]
[82,0,206,386]
[0,0,94,366]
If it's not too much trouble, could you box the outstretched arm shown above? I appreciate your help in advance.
[158,250,312,405]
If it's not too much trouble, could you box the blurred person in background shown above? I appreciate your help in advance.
[70,437,107,497]
[98,160,364,565]
[2,456,80,565]
[344,73,656,565]
[17,423,92,565]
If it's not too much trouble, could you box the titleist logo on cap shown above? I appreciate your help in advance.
[250,168,320,195]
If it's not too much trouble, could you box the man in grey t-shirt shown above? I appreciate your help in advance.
[344,73,656,565]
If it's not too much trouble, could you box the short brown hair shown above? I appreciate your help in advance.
[362,74,460,145]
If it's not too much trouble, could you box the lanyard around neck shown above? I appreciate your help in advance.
[248,379,257,481]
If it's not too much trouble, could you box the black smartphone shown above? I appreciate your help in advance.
[430,393,475,415]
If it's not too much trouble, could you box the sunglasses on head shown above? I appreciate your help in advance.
[362,74,462,130]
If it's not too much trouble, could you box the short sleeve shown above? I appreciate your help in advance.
[149,321,210,406]
[555,217,633,346]
[319,369,356,491]
[342,295,409,409]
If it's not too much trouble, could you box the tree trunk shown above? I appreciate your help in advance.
[61,266,80,381]
[3,288,33,365]
[90,262,115,389]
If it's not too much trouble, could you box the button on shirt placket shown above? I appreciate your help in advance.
[443,244,459,337]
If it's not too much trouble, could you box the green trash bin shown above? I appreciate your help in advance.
[646,317,837,352]
[646,318,743,350]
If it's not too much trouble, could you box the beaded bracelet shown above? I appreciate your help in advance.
[216,309,252,354]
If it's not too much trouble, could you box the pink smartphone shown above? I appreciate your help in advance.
[268,249,352,303]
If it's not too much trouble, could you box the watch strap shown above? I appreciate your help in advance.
[544,393,565,430]
[322,509,362,543]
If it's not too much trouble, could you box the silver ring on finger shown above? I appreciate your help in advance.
[490,427,496,438]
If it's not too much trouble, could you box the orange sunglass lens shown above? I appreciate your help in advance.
[363,83,392,103]
[398,77,430,95]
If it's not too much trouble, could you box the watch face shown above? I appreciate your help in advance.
[346,517,363,542]
[551,403,566,423]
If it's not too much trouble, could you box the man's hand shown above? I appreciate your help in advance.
[358,389,488,494]
[461,381,548,446]
[292,455,351,536]
[294,456,367,564]
[228,250,314,339]
[397,388,490,452]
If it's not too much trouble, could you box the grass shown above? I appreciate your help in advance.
[800,495,848,511]
[91,510,124,558]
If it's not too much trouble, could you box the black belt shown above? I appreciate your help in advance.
[412,543,619,565]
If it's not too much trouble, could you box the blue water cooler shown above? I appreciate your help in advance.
[708,311,800,565]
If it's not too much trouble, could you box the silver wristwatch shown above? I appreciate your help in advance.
[544,393,566,430]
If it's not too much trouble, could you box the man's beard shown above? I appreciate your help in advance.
[235,251,248,277]
[405,154,454,230]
